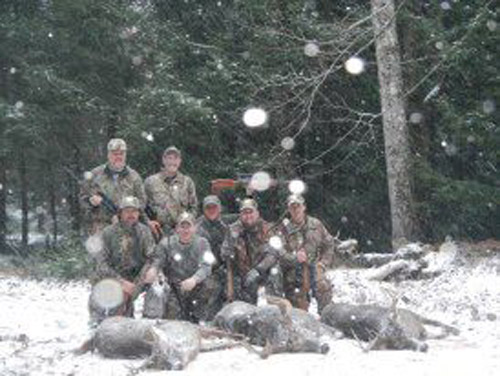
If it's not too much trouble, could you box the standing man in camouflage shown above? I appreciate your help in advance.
[195,195,229,318]
[154,212,215,323]
[144,146,198,235]
[80,138,146,235]
[275,194,334,314]
[221,198,279,304]
[89,196,158,324]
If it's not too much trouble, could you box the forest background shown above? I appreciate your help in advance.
[0,0,498,275]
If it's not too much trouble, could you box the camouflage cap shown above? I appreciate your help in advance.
[119,196,141,210]
[203,195,221,208]
[240,198,258,212]
[163,145,181,157]
[287,194,305,205]
[177,212,195,225]
[107,138,127,152]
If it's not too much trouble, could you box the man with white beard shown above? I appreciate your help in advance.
[80,138,146,235]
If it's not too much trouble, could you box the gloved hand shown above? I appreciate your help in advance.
[244,269,260,288]
[148,220,162,236]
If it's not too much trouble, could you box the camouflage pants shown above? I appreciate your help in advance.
[230,267,283,305]
[282,262,332,314]
[164,279,218,323]
[203,268,227,320]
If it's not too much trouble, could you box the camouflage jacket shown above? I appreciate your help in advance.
[195,216,228,269]
[144,171,198,229]
[80,164,146,232]
[94,221,156,282]
[220,218,277,277]
[275,215,335,270]
[154,234,212,284]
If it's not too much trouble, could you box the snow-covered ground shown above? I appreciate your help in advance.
[1,242,499,376]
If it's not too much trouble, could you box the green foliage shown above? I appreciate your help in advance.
[415,160,499,241]
[0,0,498,258]
[400,1,499,243]
[15,234,92,280]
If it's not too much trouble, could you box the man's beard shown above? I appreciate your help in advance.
[109,162,125,172]
[122,219,137,228]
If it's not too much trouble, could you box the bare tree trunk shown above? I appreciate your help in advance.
[371,0,417,249]
[0,156,6,253]
[49,185,58,247]
[19,151,29,250]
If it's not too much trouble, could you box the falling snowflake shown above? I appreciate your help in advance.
[281,137,295,150]
[203,251,216,265]
[482,100,495,114]
[486,20,497,32]
[344,57,365,75]
[243,108,268,128]
[440,2,451,10]
[269,236,283,250]
[250,171,272,191]
[132,56,143,66]
[288,179,306,195]
[141,131,154,142]
[303,42,320,57]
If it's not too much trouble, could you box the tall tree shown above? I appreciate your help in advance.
[0,156,6,252]
[371,0,417,248]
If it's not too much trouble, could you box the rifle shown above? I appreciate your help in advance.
[170,279,198,323]
[129,265,153,303]
[95,191,119,215]
[292,230,318,303]
[64,166,118,216]
[144,204,163,243]
[144,204,156,222]
[309,263,317,299]
[226,258,234,302]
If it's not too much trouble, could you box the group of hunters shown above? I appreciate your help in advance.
[82,138,337,325]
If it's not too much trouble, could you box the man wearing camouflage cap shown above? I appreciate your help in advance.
[89,196,158,323]
[274,194,335,313]
[144,146,198,235]
[153,212,215,322]
[80,138,147,235]
[195,195,229,318]
[220,198,279,304]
